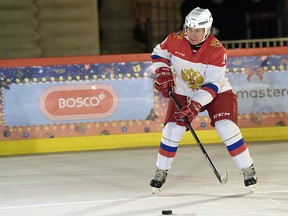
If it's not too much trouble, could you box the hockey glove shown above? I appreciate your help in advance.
[154,67,175,98]
[175,100,202,126]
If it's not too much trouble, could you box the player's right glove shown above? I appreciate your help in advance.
[154,67,175,98]
[175,100,202,126]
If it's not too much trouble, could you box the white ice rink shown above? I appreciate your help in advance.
[0,141,287,216]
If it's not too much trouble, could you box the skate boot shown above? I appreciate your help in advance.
[242,164,258,191]
[150,168,167,194]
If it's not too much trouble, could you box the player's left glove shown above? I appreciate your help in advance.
[175,100,202,126]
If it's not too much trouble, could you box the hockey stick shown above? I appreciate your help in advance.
[168,89,228,184]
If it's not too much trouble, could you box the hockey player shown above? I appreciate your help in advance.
[150,7,257,193]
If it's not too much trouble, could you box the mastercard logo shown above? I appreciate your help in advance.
[40,84,119,121]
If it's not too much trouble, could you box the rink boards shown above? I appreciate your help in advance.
[0,47,288,155]
[0,126,288,155]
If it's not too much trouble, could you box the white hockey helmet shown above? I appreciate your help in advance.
[184,7,213,41]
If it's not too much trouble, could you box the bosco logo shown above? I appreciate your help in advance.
[40,84,119,121]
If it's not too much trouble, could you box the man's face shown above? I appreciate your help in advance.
[185,27,205,45]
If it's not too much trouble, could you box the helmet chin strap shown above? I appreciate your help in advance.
[201,33,209,43]
[201,28,211,42]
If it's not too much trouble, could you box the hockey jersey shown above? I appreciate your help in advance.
[151,32,232,107]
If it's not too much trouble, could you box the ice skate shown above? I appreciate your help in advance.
[150,168,167,194]
[242,164,258,192]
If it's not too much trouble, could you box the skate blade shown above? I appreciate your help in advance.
[248,184,257,192]
[151,187,161,195]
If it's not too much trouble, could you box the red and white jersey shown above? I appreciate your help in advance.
[151,31,232,106]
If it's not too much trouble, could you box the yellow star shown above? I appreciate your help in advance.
[84,64,91,70]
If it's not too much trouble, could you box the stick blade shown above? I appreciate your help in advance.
[218,169,228,184]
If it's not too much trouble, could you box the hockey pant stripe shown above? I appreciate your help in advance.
[158,142,178,158]
[227,138,248,157]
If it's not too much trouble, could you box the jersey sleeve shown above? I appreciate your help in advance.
[151,34,174,71]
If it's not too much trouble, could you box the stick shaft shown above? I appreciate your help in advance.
[169,90,228,184]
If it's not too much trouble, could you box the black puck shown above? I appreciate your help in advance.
[162,210,172,215]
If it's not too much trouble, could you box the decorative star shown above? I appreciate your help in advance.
[23,132,29,139]
[121,126,128,132]
[200,122,206,128]
[84,64,91,70]
[144,127,150,133]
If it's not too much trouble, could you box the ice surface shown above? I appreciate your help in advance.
[0,141,287,215]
